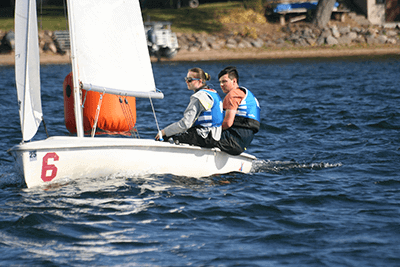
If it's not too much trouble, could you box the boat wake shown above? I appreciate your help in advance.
[251,159,342,173]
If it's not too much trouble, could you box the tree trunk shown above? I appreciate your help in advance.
[312,0,337,28]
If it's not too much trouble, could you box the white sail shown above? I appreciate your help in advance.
[14,0,42,141]
[9,0,256,189]
[68,0,158,97]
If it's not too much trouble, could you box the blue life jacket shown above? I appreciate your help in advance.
[236,87,260,122]
[231,87,261,133]
[194,89,223,128]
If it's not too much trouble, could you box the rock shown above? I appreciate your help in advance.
[171,23,400,53]
[331,26,341,38]
[6,21,400,58]
[275,38,288,47]
[210,42,223,49]
[199,45,211,51]
[386,30,398,37]
[338,35,352,44]
[347,32,358,40]
[320,28,331,39]
[225,38,237,48]
[367,28,378,36]
[206,36,217,43]
[264,40,275,47]
[305,37,316,46]
[250,38,264,48]
[3,31,15,50]
[377,35,387,44]
[188,46,199,52]
[339,26,351,35]
[293,38,308,46]
[179,44,189,51]
[48,42,58,54]
[316,37,325,46]
[353,36,366,43]
[326,36,339,45]
[288,33,301,42]
[366,36,378,44]
[302,27,314,38]
[237,39,252,48]
[199,39,209,49]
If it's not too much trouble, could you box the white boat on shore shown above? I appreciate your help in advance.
[8,0,256,188]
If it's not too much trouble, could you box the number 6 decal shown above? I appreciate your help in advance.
[41,152,59,182]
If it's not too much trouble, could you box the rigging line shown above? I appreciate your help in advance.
[42,116,49,138]
[91,90,105,137]
[118,97,130,136]
[122,97,134,134]
[81,84,91,108]
[63,0,68,32]
[119,96,137,138]
[148,93,161,132]
[123,97,140,138]
[62,0,71,74]
[39,0,43,30]
[118,97,129,132]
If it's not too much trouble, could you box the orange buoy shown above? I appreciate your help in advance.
[63,72,136,135]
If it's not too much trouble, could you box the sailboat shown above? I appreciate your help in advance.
[8,0,256,188]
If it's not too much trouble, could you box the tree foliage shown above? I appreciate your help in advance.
[243,0,263,13]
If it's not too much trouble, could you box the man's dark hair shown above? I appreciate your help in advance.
[218,66,239,84]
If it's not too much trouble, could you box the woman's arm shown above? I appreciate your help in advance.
[162,96,204,137]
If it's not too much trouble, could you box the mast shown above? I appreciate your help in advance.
[66,0,84,137]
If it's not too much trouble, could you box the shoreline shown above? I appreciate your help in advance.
[1,46,399,66]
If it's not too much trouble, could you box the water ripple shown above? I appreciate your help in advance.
[1,58,400,266]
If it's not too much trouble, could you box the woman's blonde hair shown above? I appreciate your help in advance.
[189,67,211,84]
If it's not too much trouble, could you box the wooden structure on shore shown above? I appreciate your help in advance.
[268,0,400,26]
[267,0,350,25]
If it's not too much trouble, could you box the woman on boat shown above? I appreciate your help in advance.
[155,67,223,148]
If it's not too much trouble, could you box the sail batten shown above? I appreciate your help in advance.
[69,0,157,95]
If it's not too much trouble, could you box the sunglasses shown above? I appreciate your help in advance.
[184,77,201,83]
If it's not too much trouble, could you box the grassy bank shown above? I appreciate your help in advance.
[0,5,68,31]
[142,2,246,34]
[0,2,260,34]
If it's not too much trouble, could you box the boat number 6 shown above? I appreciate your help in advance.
[41,152,59,182]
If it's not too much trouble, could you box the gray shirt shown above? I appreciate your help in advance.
[163,90,222,141]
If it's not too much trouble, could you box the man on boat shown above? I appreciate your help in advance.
[155,67,223,147]
[216,66,261,155]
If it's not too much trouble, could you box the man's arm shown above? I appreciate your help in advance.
[221,88,245,130]
[222,109,236,130]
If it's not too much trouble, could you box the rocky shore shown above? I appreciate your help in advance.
[177,23,400,52]
[175,12,400,58]
[1,17,399,65]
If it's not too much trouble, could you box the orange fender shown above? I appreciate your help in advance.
[63,72,136,135]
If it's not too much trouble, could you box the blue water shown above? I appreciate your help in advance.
[1,56,399,266]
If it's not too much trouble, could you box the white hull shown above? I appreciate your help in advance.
[8,136,256,188]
